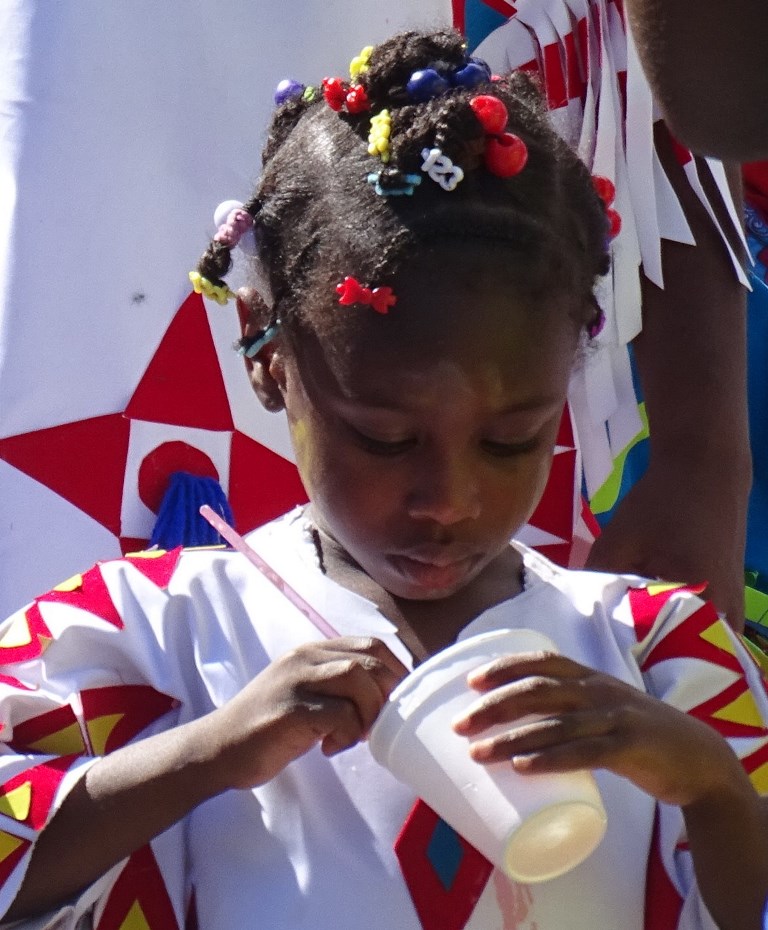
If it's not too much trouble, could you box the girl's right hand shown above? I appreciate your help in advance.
[202,636,408,792]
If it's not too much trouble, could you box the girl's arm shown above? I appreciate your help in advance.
[452,599,768,930]
[4,636,405,922]
[625,0,768,159]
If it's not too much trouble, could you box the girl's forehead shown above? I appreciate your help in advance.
[317,244,583,344]
[296,280,580,412]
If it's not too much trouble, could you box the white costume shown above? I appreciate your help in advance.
[0,508,766,930]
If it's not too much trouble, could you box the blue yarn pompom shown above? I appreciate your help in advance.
[149,472,234,549]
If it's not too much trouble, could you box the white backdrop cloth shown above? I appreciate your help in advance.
[0,1,449,616]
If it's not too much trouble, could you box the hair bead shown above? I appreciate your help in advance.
[274,79,305,106]
[406,68,450,102]
[349,45,374,81]
[452,60,490,89]
[485,133,528,178]
[368,110,392,161]
[470,95,509,135]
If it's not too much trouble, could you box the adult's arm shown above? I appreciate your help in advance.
[586,127,751,629]
[626,0,768,159]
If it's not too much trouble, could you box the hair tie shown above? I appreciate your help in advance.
[367,169,422,197]
[336,276,397,315]
[188,271,235,305]
[213,199,259,256]
[237,322,281,358]
[213,208,254,249]
[367,110,392,162]
[349,45,374,81]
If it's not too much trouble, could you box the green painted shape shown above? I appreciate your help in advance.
[590,404,650,516]
[745,584,768,625]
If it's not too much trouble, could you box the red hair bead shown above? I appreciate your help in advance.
[322,77,347,111]
[592,175,616,206]
[345,84,370,114]
[485,132,528,178]
[470,95,508,135]
[606,207,622,239]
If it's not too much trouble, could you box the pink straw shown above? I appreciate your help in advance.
[199,505,340,639]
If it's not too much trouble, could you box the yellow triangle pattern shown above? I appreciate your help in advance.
[0,782,31,822]
[0,617,33,649]
[646,582,684,597]
[712,690,765,728]
[118,900,152,930]
[53,573,83,593]
[749,760,768,795]
[125,550,167,561]
[0,830,24,863]
[700,621,738,658]
[28,722,86,755]
[87,713,124,756]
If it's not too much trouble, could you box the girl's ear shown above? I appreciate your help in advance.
[236,292,286,412]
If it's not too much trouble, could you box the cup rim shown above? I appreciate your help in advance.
[369,627,556,761]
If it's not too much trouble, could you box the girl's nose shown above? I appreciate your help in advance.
[406,456,482,525]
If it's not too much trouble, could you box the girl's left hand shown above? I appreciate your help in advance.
[451,650,746,809]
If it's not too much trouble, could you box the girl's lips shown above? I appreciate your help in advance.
[388,553,479,592]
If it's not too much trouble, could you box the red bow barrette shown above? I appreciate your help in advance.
[336,276,397,315]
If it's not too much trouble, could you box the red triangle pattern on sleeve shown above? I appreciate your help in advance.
[35,563,124,630]
[0,602,53,665]
[0,832,31,893]
[95,844,180,930]
[636,599,742,676]
[0,754,79,830]
[686,676,768,740]
[80,685,178,755]
[628,583,709,652]
[120,548,183,589]
[33,548,182,633]
[643,810,683,930]
[8,704,87,755]
[1,548,184,667]
[9,684,177,757]
[0,674,32,692]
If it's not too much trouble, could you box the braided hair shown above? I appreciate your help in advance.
[196,29,610,344]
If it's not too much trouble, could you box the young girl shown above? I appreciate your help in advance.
[1,29,767,930]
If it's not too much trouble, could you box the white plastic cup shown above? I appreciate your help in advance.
[369,628,607,883]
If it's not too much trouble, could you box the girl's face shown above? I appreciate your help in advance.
[265,251,583,602]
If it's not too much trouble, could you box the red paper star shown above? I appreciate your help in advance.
[0,293,307,554]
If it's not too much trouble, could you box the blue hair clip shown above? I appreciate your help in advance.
[366,171,422,197]
[238,322,281,359]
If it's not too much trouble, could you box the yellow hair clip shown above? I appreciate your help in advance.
[188,271,235,306]
[367,109,391,162]
[350,45,373,81]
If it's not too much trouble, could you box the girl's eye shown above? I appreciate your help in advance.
[481,437,539,457]
[350,426,415,456]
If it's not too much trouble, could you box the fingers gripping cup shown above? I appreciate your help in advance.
[369,628,607,883]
